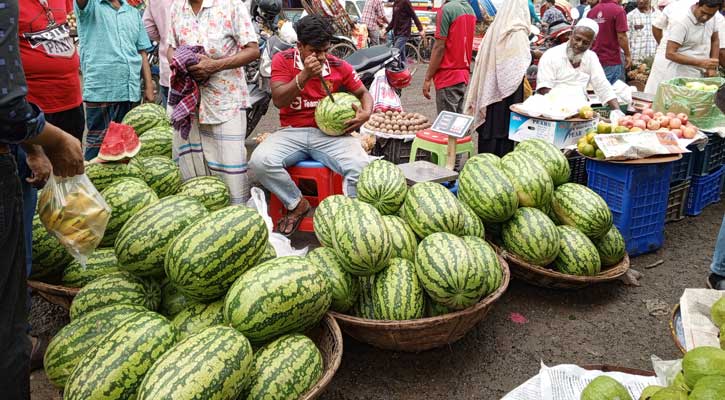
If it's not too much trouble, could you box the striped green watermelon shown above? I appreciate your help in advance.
[313,195,353,247]
[64,311,177,400]
[171,300,225,340]
[468,153,502,168]
[515,138,571,186]
[400,182,465,238]
[502,207,560,266]
[115,195,208,277]
[425,296,454,317]
[352,276,376,318]
[543,200,561,225]
[552,226,601,276]
[500,151,554,209]
[458,159,518,223]
[85,161,144,192]
[307,247,359,313]
[462,236,503,296]
[357,159,408,215]
[332,200,392,276]
[243,334,323,400]
[137,125,173,158]
[593,226,626,267]
[69,271,160,320]
[30,214,72,279]
[160,279,192,317]
[373,258,424,320]
[415,232,486,310]
[44,304,147,388]
[551,183,613,239]
[165,205,268,302]
[381,215,418,261]
[121,103,170,135]
[314,92,361,136]
[137,326,253,400]
[62,248,121,288]
[178,175,230,211]
[258,242,277,265]
[224,256,331,343]
[100,177,158,247]
[129,156,182,198]
[460,201,485,239]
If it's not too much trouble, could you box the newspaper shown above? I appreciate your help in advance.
[680,288,724,350]
[594,131,688,160]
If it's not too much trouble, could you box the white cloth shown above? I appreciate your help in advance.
[463,0,531,129]
[537,43,617,104]
[576,17,600,36]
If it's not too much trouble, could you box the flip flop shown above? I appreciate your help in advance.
[276,204,312,237]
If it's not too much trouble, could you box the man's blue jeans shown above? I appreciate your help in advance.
[393,35,408,64]
[603,64,624,85]
[711,215,725,276]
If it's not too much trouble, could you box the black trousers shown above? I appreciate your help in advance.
[0,154,30,400]
[45,104,85,144]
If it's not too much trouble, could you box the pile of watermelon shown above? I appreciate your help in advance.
[459,138,626,277]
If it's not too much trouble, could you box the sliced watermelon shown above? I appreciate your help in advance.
[98,122,141,162]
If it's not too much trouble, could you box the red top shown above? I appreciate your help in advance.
[434,0,476,89]
[589,0,629,67]
[18,0,82,113]
[271,49,364,128]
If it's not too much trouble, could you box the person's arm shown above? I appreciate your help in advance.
[423,39,445,99]
[707,31,720,77]
[23,123,84,177]
[589,56,619,109]
[653,26,662,44]
[140,50,155,102]
[535,50,555,95]
[344,84,373,133]
[20,144,52,188]
[615,9,631,69]
[529,1,541,24]
[189,43,260,81]
[408,0,424,35]
[376,0,389,25]
[271,52,319,109]
[666,40,719,70]
[143,5,161,42]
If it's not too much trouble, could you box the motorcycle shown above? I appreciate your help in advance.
[344,45,401,89]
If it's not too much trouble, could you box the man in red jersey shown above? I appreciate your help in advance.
[589,0,632,83]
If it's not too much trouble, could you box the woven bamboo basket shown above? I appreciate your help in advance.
[669,303,687,354]
[27,280,80,310]
[329,255,510,352]
[301,313,344,400]
[581,364,655,376]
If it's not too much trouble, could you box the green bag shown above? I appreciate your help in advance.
[653,77,725,131]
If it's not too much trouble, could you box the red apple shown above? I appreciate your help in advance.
[667,112,676,118]
[683,126,697,139]
[671,128,683,138]
[633,120,647,129]
[677,113,689,124]
[669,118,682,129]
[643,108,655,118]
[654,112,664,118]
[623,120,635,129]
[633,113,642,120]
[647,120,661,130]
[641,115,652,123]
[659,117,671,128]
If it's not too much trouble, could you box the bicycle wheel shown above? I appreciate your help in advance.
[404,42,421,76]
[329,42,356,60]
[418,36,434,63]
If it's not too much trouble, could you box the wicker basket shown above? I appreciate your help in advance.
[27,280,80,310]
[301,313,344,400]
[669,303,687,354]
[581,364,655,376]
[329,255,510,352]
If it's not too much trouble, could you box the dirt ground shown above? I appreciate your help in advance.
[29,67,725,399]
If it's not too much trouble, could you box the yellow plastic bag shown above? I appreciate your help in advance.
[37,174,111,266]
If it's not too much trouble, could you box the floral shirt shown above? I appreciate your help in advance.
[168,0,257,125]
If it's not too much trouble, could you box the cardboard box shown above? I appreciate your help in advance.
[508,106,598,149]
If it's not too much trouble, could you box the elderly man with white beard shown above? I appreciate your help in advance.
[536,18,621,113]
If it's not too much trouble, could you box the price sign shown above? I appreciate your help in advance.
[430,111,474,138]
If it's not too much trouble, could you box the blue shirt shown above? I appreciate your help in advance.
[75,0,152,102]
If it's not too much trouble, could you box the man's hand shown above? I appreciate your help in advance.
[299,55,323,83]
[44,132,84,177]
[422,78,432,100]
[24,146,52,188]
[144,84,156,103]
[700,58,720,71]
[625,55,632,69]
[344,103,371,133]
[634,24,644,30]
[706,69,718,77]
[189,55,220,82]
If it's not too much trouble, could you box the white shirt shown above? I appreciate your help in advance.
[665,6,719,77]
[537,43,617,104]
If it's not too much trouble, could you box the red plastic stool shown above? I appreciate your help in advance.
[268,160,344,233]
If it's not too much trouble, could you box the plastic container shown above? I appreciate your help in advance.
[371,136,430,165]
[586,159,673,257]
[690,131,725,176]
[669,151,693,184]
[567,154,588,185]
[665,180,690,223]
[686,165,725,216]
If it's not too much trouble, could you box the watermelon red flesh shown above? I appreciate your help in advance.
[98,122,141,161]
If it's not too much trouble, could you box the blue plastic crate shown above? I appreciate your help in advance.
[586,160,673,257]
[690,132,725,176]
[670,152,693,184]
[686,165,725,216]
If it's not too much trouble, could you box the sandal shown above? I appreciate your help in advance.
[30,335,48,371]
[276,199,311,237]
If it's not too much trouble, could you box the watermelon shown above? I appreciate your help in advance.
[460,201,485,239]
[69,271,161,320]
[458,159,518,223]
[137,125,173,158]
[64,311,177,400]
[121,102,170,135]
[314,92,361,136]
[552,226,601,276]
[381,215,418,261]
[373,258,425,320]
[129,155,182,198]
[352,276,376,319]
[224,256,332,343]
[178,175,230,211]
[30,214,72,279]
[100,177,158,247]
[500,151,554,209]
[332,200,392,276]
[515,138,571,186]
[425,296,454,317]
[84,161,144,192]
[307,247,359,313]
[551,183,613,239]
[313,194,353,247]
[593,226,626,267]
[243,334,323,400]
[501,207,560,266]
[400,182,465,238]
[160,279,192,317]
[357,159,408,215]
[44,304,147,388]
[137,326,253,400]
[115,195,208,277]
[258,242,277,265]
[62,248,121,288]
[165,205,268,302]
[415,232,486,310]
[171,300,225,340]
[462,236,503,296]
[98,122,141,161]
